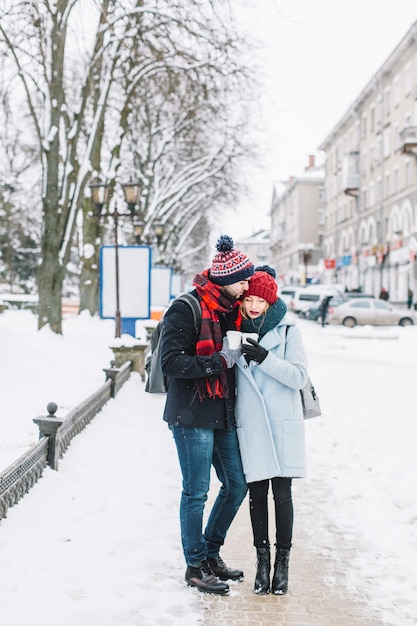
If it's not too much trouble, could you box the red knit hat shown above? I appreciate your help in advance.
[245,266,278,304]
[209,235,254,286]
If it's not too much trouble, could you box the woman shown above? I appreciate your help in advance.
[235,266,308,595]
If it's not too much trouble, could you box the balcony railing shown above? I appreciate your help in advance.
[399,126,417,154]
[342,152,360,196]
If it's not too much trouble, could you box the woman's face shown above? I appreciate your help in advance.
[242,295,268,319]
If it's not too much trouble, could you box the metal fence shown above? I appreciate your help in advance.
[0,360,132,523]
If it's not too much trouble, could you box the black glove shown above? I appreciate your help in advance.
[242,337,268,364]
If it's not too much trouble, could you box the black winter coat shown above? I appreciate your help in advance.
[160,291,237,430]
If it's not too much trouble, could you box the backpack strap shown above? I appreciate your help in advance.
[175,293,201,335]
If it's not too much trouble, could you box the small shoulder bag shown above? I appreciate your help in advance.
[285,326,321,420]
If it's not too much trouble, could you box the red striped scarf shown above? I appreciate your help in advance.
[192,270,239,400]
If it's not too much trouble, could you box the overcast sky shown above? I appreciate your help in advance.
[219,0,417,240]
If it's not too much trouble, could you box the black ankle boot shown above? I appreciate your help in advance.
[185,561,230,595]
[272,548,290,595]
[207,556,244,581]
[254,547,270,595]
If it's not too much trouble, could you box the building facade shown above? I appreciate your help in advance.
[319,20,417,302]
[236,229,270,270]
[269,20,417,303]
[270,156,325,285]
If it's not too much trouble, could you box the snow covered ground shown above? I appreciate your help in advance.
[0,309,416,625]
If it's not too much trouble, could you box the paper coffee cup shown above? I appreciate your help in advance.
[226,330,242,349]
[242,332,259,344]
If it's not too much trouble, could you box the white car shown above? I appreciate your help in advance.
[327,298,416,327]
[291,285,344,315]
[279,285,305,308]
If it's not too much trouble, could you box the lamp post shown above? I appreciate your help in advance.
[89,177,142,338]
[298,243,314,286]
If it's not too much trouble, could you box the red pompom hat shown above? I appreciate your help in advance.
[245,267,278,304]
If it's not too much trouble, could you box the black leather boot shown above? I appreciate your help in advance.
[207,556,244,581]
[253,547,270,595]
[185,561,230,595]
[272,548,290,595]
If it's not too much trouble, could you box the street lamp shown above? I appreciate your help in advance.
[298,243,314,286]
[133,219,145,244]
[121,179,141,215]
[153,221,164,246]
[88,179,109,218]
[89,177,142,338]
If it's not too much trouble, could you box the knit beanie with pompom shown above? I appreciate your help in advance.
[209,235,254,286]
[245,265,278,304]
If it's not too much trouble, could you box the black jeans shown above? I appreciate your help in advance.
[249,477,293,551]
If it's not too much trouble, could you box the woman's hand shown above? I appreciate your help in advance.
[242,338,268,364]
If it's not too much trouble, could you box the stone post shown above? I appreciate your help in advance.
[109,339,149,382]
[103,361,120,398]
[33,402,64,470]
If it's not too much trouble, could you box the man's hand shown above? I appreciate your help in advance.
[219,336,242,368]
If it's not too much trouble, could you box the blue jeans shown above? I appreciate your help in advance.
[169,424,248,566]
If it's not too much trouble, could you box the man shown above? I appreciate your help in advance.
[161,235,254,595]
[379,287,389,301]
[318,294,332,327]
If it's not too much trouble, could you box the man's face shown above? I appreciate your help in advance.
[222,279,251,299]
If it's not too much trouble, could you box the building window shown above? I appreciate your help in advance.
[384,217,389,239]
[383,127,390,158]
[370,144,375,169]
[405,160,411,187]
[393,75,400,107]
[362,189,367,209]
[377,135,384,163]
[377,179,383,204]
[370,182,375,207]
[369,223,375,245]
[361,151,366,176]
[394,124,401,151]
[361,114,367,139]
[394,167,399,193]
[385,173,390,198]
[377,96,383,127]
[385,88,391,117]
[405,62,412,96]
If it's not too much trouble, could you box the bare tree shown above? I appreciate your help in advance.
[0,0,260,331]
[121,64,257,263]
[0,64,41,292]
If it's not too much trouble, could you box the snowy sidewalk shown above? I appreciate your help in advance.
[0,358,416,625]
[202,476,389,626]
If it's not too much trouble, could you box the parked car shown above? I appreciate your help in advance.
[327,298,416,327]
[291,284,344,315]
[308,293,376,321]
[280,285,305,307]
[308,295,348,321]
[345,292,376,299]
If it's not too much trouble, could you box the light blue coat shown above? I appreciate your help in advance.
[235,317,308,483]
